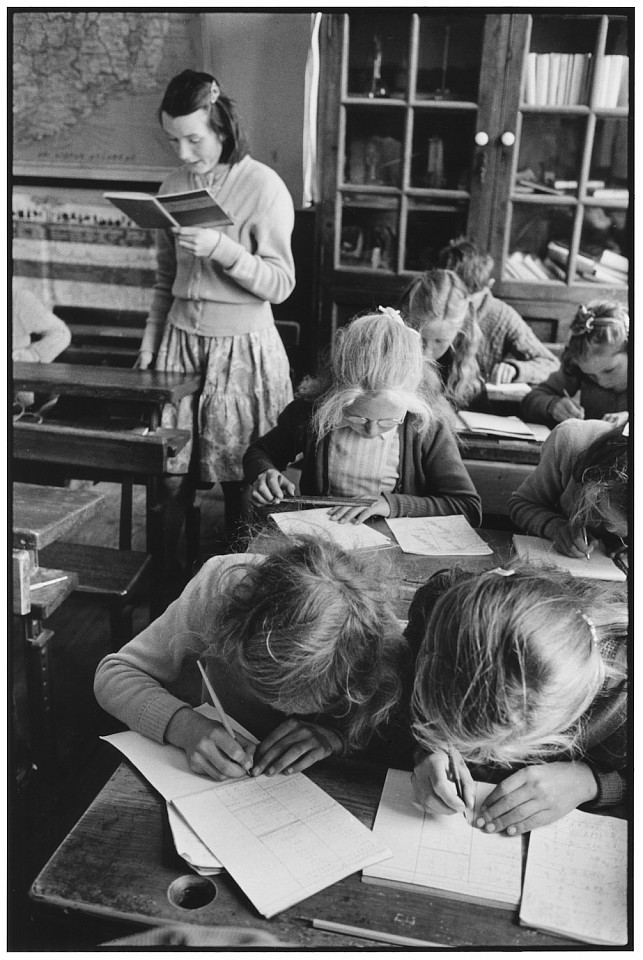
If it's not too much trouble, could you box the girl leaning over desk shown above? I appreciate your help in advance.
[137,69,295,558]
[406,564,628,835]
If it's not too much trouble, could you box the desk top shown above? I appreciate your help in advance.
[13,362,203,404]
[30,760,569,948]
[13,482,105,550]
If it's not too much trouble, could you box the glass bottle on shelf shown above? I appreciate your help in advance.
[367,35,389,99]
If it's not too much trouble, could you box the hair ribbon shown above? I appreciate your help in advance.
[378,305,404,325]
[579,611,598,648]
[490,567,515,577]
[209,80,220,105]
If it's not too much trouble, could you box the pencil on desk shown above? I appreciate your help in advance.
[196,660,238,744]
[311,918,450,948]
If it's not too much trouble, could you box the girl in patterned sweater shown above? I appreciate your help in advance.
[244,309,481,526]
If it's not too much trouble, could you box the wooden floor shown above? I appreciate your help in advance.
[10,480,228,950]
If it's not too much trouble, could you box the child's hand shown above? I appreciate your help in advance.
[552,523,595,560]
[489,362,517,384]
[411,749,475,817]
[603,411,629,429]
[328,495,390,524]
[475,762,598,836]
[173,227,221,258]
[250,469,296,506]
[250,719,343,777]
[166,708,255,781]
[135,351,154,370]
[551,396,585,422]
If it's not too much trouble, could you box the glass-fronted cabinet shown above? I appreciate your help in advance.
[315,12,629,352]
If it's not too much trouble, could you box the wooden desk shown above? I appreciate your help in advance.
[30,760,570,948]
[13,483,105,783]
[13,482,106,555]
[457,431,544,518]
[13,362,202,429]
[13,422,189,618]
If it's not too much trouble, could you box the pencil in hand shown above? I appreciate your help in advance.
[448,747,470,823]
[197,660,252,772]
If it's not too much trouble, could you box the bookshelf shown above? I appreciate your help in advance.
[315,12,629,353]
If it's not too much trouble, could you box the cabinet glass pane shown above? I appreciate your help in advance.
[347,13,411,99]
[514,116,586,195]
[416,14,484,101]
[344,107,404,186]
[505,204,574,282]
[411,110,475,189]
[580,208,628,282]
[405,202,468,272]
[339,200,398,271]
[590,120,628,197]
[525,16,598,107]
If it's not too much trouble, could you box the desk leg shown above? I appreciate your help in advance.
[119,478,133,551]
[146,478,166,621]
[22,617,56,786]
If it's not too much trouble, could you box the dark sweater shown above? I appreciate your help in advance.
[243,399,482,525]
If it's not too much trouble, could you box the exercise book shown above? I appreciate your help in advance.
[385,514,493,556]
[362,770,522,910]
[457,411,536,440]
[513,534,626,581]
[270,507,391,551]
[104,715,391,918]
[363,769,523,909]
[519,809,627,945]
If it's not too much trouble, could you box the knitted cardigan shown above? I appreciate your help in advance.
[475,290,559,384]
[242,399,482,525]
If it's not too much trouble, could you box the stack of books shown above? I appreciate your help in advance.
[502,251,563,283]
[593,55,629,108]
[547,241,628,285]
[522,52,593,106]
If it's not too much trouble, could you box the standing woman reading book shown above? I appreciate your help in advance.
[137,69,295,559]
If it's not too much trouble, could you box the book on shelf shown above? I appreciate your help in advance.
[591,188,629,202]
[600,249,628,274]
[523,52,537,104]
[542,257,567,282]
[516,179,563,196]
[547,241,597,276]
[103,188,233,230]
[591,265,628,286]
[594,55,628,108]
[535,54,549,106]
[523,53,592,106]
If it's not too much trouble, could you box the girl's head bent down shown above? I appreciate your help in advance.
[409,564,627,767]
[211,534,407,747]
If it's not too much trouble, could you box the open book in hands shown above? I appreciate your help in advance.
[104,188,233,229]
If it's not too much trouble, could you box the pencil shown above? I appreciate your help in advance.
[581,526,591,561]
[449,747,469,822]
[311,918,450,948]
[197,660,238,743]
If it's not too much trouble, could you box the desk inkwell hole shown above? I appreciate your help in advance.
[167,875,217,910]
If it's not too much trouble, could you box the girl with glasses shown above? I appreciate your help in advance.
[243,309,481,526]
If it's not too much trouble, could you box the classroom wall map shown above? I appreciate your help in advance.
[13,10,202,179]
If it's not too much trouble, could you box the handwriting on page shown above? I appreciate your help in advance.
[385,515,493,556]
[271,508,391,551]
[363,770,522,907]
[173,771,390,918]
[513,534,626,582]
[520,809,627,945]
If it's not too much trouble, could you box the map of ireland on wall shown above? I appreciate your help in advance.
[13,11,204,180]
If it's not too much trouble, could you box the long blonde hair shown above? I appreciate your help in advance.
[297,311,447,438]
[410,564,627,766]
[401,269,483,409]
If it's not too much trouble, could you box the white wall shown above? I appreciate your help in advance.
[201,13,311,207]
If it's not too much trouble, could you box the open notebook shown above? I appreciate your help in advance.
[363,769,523,909]
[103,714,390,918]
[270,507,391,551]
[520,808,627,945]
[385,515,493,556]
[513,534,626,582]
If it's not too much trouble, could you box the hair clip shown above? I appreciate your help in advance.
[489,567,515,577]
[378,305,404,325]
[209,80,220,105]
[579,611,599,648]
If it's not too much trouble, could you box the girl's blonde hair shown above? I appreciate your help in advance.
[400,269,483,409]
[563,301,629,374]
[410,564,627,767]
[298,311,446,438]
[208,534,407,748]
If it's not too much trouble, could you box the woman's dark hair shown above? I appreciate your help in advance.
[159,69,248,165]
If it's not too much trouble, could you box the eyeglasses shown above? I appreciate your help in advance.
[343,414,405,428]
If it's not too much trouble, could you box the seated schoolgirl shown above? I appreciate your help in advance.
[437,237,559,385]
[508,419,628,566]
[407,564,628,834]
[400,269,483,410]
[94,535,407,780]
[521,302,628,427]
[243,309,481,526]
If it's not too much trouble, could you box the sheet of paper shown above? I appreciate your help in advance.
[385,515,493,556]
[363,769,522,908]
[270,507,391,551]
[524,422,551,443]
[458,412,536,439]
[167,804,223,874]
[513,534,626,582]
[520,809,627,945]
[173,773,391,918]
[484,381,532,400]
